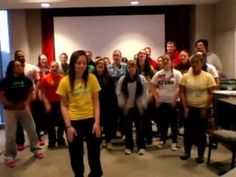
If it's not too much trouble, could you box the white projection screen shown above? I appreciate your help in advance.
[54,15,165,62]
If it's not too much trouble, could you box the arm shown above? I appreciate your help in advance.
[41,88,51,113]
[149,83,160,107]
[172,72,182,107]
[179,85,189,118]
[179,85,187,108]
[0,91,12,106]
[60,96,77,142]
[206,87,215,108]
[171,86,180,107]
[92,92,101,138]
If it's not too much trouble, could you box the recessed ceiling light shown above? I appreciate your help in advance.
[131,1,139,5]
[41,3,50,8]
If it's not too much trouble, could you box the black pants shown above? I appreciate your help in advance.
[143,102,156,144]
[124,108,145,150]
[68,118,102,177]
[47,102,65,145]
[100,109,116,143]
[183,107,209,157]
[16,100,46,145]
[159,103,178,143]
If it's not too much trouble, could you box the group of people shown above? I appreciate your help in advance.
[0,38,222,177]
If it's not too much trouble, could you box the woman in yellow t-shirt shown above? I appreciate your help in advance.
[179,55,216,164]
[56,50,102,177]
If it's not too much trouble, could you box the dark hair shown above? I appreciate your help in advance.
[136,51,153,77]
[121,60,143,98]
[69,50,89,91]
[144,47,151,51]
[167,41,176,47]
[37,54,49,68]
[59,52,68,59]
[93,59,111,87]
[195,39,208,50]
[93,59,110,77]
[6,60,24,78]
[14,50,24,59]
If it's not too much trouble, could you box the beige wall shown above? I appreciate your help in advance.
[8,1,236,77]
[193,0,236,78]
[194,4,214,50]
[9,9,41,64]
[213,0,236,78]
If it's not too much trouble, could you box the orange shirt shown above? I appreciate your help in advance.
[40,73,63,102]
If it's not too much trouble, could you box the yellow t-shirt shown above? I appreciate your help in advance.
[180,70,216,108]
[56,74,101,120]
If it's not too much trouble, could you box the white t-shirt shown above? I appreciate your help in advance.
[24,63,40,85]
[151,69,182,103]
[188,63,219,78]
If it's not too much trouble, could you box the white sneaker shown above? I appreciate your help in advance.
[138,149,145,155]
[157,141,165,149]
[171,143,178,151]
[106,143,113,150]
[124,149,132,155]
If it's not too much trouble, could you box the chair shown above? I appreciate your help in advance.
[207,129,236,169]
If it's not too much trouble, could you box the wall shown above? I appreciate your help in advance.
[213,0,236,78]
[8,1,236,78]
[8,9,41,64]
[194,4,214,50]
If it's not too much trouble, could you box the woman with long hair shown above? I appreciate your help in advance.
[0,60,44,168]
[116,60,148,155]
[56,50,103,177]
[93,59,117,149]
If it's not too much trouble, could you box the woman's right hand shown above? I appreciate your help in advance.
[66,126,77,143]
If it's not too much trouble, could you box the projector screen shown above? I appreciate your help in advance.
[54,15,165,62]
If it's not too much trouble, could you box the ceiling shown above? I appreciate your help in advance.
[0,0,219,9]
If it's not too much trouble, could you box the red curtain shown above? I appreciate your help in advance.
[41,10,54,63]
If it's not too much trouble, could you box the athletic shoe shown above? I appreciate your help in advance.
[5,159,16,168]
[171,143,178,151]
[124,149,132,155]
[16,144,25,151]
[138,149,146,155]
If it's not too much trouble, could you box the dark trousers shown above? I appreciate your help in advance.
[16,121,25,145]
[16,100,46,145]
[68,118,102,177]
[124,108,146,150]
[159,103,178,143]
[100,109,115,143]
[183,107,209,157]
[47,102,65,145]
[143,102,156,144]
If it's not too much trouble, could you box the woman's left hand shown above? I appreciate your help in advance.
[92,123,101,138]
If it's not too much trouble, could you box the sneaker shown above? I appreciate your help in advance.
[57,141,66,147]
[180,153,190,160]
[106,143,113,150]
[34,151,44,159]
[195,157,204,164]
[138,149,146,155]
[16,144,25,151]
[171,143,178,151]
[38,140,45,146]
[48,142,56,149]
[5,159,16,168]
[124,149,132,155]
[157,141,165,149]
